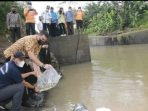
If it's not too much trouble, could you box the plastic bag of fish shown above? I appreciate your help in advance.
[36,67,61,92]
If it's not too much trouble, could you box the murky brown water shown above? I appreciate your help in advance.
[24,44,148,111]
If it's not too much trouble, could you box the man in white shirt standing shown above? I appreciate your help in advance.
[41,5,51,36]
[37,16,43,33]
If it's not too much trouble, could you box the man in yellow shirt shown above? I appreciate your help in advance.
[75,7,85,34]
[24,2,38,35]
[3,31,52,71]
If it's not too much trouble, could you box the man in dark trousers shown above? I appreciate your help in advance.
[0,51,37,111]
[7,5,22,43]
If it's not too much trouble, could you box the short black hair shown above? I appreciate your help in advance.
[39,31,49,38]
[46,5,50,9]
[50,7,54,10]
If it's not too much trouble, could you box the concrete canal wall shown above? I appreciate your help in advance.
[49,34,91,65]
[89,29,148,46]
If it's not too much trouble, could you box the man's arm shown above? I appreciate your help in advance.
[21,71,36,79]
[27,50,44,67]
[22,80,34,89]
[6,13,10,29]
[24,8,29,16]
[33,9,38,15]
[18,14,22,28]
[27,50,53,69]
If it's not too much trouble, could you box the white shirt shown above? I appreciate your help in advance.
[37,21,43,32]
[41,10,51,23]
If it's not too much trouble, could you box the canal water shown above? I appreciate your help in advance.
[23,44,148,111]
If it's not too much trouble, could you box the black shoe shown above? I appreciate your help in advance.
[0,100,11,110]
[0,105,6,110]
[0,105,9,110]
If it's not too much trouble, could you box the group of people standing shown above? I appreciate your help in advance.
[37,5,85,37]
[6,2,85,43]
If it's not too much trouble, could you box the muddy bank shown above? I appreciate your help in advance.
[89,29,148,46]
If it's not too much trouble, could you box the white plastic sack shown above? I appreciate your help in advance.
[36,67,61,92]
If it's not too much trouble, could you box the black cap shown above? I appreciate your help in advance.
[14,51,25,58]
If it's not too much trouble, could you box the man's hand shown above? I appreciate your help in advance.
[43,64,53,69]
[30,71,37,77]
[42,44,48,48]
[34,86,40,92]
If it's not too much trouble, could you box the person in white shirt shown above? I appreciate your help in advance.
[37,16,43,33]
[41,5,51,36]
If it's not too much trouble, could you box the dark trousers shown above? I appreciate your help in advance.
[39,48,51,64]
[66,22,74,35]
[43,23,50,36]
[50,23,57,37]
[59,23,66,35]
[76,20,83,29]
[26,23,36,35]
[3,58,37,105]
[10,27,21,43]
[0,83,24,111]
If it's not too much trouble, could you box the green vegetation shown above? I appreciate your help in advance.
[0,1,24,35]
[83,1,148,36]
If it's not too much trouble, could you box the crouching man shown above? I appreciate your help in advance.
[0,51,38,111]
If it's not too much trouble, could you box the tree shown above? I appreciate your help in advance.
[84,1,148,35]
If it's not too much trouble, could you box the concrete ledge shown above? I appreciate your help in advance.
[89,29,148,46]
[49,34,91,65]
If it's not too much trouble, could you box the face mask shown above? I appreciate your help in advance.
[38,40,45,45]
[12,10,16,13]
[17,60,25,67]
[68,9,71,11]
[46,9,49,12]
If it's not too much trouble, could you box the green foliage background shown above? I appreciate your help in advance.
[83,1,148,35]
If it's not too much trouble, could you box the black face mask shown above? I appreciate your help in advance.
[38,40,45,45]
[12,10,16,13]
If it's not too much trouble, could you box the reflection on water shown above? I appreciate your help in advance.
[25,44,148,111]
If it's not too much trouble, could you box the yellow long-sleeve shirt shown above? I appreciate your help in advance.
[75,10,85,20]
[24,8,38,23]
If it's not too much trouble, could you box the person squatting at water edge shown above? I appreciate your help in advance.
[0,51,39,111]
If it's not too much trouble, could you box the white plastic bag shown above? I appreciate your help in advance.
[36,67,61,92]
